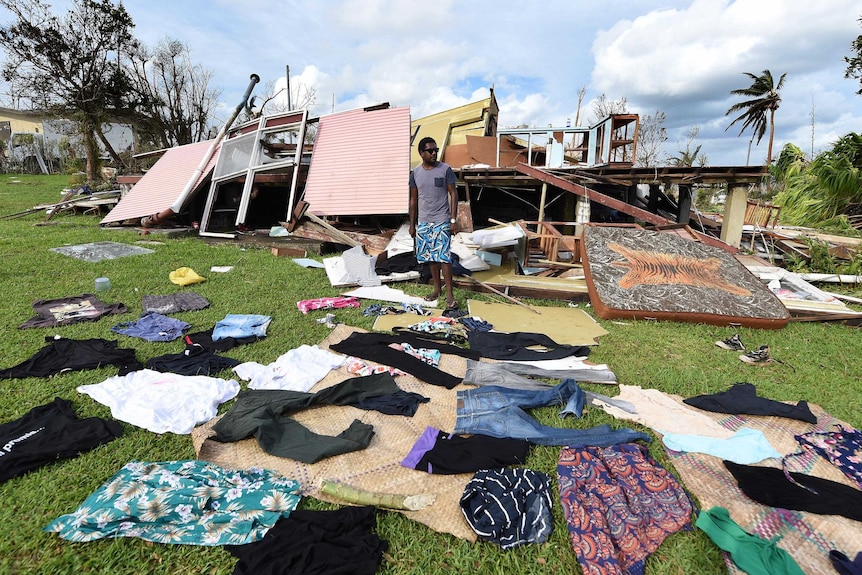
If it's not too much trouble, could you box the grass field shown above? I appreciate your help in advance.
[0,174,860,574]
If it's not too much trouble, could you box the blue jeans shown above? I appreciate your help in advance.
[453,379,651,447]
[212,314,272,341]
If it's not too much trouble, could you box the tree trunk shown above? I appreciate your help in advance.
[767,108,776,165]
[82,124,100,183]
[95,126,128,169]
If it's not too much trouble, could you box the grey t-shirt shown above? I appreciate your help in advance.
[410,162,456,223]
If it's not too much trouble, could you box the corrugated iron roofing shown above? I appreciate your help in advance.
[302,106,411,217]
[100,140,220,224]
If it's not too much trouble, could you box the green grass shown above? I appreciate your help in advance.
[0,174,860,574]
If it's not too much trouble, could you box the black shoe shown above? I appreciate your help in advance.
[716,334,745,351]
[740,345,773,365]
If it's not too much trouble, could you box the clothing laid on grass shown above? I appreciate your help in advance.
[111,311,191,342]
[354,390,429,417]
[145,344,241,377]
[141,292,210,314]
[329,331,478,389]
[296,296,361,315]
[226,505,388,575]
[232,344,345,392]
[467,331,591,361]
[460,468,553,549]
[557,443,693,575]
[18,294,127,329]
[212,372,415,463]
[0,336,141,379]
[212,314,271,341]
[830,550,862,575]
[184,328,263,352]
[453,379,651,447]
[463,360,618,393]
[500,359,617,382]
[345,356,407,377]
[695,506,805,575]
[786,425,862,489]
[77,369,240,434]
[0,397,123,483]
[683,382,817,424]
[724,460,862,521]
[661,427,782,464]
[45,460,300,545]
[591,384,734,438]
[401,426,530,474]
[394,320,468,344]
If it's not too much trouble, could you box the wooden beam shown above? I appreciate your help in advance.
[300,211,360,247]
[516,162,670,226]
[515,163,736,253]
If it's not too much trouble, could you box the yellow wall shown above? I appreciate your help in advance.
[0,109,45,134]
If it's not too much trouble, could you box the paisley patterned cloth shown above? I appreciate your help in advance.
[44,460,301,546]
[557,443,693,575]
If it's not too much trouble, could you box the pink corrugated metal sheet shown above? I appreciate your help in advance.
[302,106,410,216]
[101,140,220,224]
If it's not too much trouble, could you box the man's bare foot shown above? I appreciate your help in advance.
[424,293,440,302]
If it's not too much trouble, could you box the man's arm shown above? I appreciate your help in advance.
[447,183,457,227]
[408,185,418,237]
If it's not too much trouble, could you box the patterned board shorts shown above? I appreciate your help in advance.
[415,221,452,264]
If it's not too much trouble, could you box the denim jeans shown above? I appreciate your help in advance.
[453,379,651,447]
[463,360,618,390]
[110,311,190,342]
[212,314,272,341]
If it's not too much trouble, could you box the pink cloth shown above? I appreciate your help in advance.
[296,297,360,315]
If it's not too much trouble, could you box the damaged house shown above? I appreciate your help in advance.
[100,90,862,325]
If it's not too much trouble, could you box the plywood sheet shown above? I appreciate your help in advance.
[466,299,607,345]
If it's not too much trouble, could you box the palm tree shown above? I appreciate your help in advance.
[725,70,787,164]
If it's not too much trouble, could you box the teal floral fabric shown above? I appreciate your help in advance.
[44,460,301,545]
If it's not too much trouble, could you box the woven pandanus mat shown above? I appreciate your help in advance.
[192,323,477,541]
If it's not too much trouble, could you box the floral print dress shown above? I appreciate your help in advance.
[45,460,301,546]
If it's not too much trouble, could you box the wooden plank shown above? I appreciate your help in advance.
[302,212,360,247]
[515,163,737,253]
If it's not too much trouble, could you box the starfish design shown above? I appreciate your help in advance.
[608,242,751,296]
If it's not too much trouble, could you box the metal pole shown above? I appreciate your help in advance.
[164,73,259,216]
[286,65,292,110]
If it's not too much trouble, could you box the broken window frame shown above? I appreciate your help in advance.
[198,110,308,237]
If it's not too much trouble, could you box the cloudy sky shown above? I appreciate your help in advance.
[6,0,862,166]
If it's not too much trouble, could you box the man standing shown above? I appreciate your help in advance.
[409,137,458,309]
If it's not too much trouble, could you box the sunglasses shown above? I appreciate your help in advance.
[422,148,439,154]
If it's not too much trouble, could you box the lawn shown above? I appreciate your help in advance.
[0,174,860,574]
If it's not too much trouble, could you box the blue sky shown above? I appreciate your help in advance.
[5,0,862,166]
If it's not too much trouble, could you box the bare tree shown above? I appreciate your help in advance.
[635,110,668,167]
[128,38,221,150]
[249,76,318,118]
[589,94,628,124]
[0,0,141,181]
[574,85,586,127]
